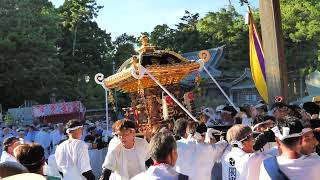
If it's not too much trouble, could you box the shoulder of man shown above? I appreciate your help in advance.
[131,172,147,180]
[134,137,149,146]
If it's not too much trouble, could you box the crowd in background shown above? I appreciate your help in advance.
[0,99,320,180]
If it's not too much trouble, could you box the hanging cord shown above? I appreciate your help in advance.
[197,59,240,113]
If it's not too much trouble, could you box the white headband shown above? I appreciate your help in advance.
[220,110,232,114]
[254,103,265,108]
[272,126,302,141]
[302,128,313,135]
[66,126,83,133]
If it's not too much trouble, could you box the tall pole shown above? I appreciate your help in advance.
[112,60,118,114]
[104,87,109,132]
[259,0,288,103]
[95,73,109,132]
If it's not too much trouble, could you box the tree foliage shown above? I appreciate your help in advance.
[0,0,62,108]
[197,6,249,75]
[280,0,320,74]
[0,0,319,110]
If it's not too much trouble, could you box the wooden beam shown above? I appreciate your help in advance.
[259,0,288,103]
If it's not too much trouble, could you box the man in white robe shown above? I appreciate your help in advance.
[220,124,261,180]
[260,118,320,180]
[174,119,228,180]
[100,119,150,180]
[55,119,95,180]
[132,132,188,180]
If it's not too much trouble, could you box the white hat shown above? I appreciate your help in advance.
[215,105,225,112]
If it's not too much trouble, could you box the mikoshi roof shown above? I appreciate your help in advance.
[104,38,212,92]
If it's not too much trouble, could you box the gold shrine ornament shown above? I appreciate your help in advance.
[103,37,211,92]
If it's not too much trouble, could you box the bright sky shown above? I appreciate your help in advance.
[51,0,258,39]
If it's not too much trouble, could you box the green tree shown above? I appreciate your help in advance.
[174,10,209,53]
[113,33,137,69]
[60,0,103,56]
[197,6,249,76]
[149,24,175,50]
[57,20,113,108]
[280,0,320,74]
[0,0,63,108]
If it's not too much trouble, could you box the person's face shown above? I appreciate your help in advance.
[242,133,254,153]
[117,129,135,147]
[221,112,232,121]
[8,140,21,155]
[72,127,83,139]
[301,131,318,155]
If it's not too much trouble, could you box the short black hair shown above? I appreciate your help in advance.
[65,119,82,129]
[271,102,288,110]
[303,102,320,115]
[14,143,45,173]
[288,105,302,118]
[173,119,188,137]
[113,119,136,132]
[276,117,303,148]
[223,106,237,117]
[149,132,176,163]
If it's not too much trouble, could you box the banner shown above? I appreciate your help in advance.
[249,9,269,103]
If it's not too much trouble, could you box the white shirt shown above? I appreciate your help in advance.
[239,151,272,180]
[0,151,17,163]
[259,155,320,180]
[46,154,60,177]
[132,164,185,180]
[102,137,150,180]
[123,147,141,178]
[107,136,121,154]
[221,147,254,180]
[175,138,228,180]
[55,139,92,179]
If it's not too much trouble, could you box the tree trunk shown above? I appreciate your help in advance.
[72,25,78,56]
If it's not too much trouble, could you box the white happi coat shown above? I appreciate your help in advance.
[175,138,228,180]
[102,137,150,180]
[0,151,17,163]
[55,139,92,180]
[46,154,61,177]
[221,147,260,180]
[259,154,320,180]
[132,164,184,180]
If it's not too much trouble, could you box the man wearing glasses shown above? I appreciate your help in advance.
[221,124,259,180]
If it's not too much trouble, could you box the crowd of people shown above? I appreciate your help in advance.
[0,100,320,180]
